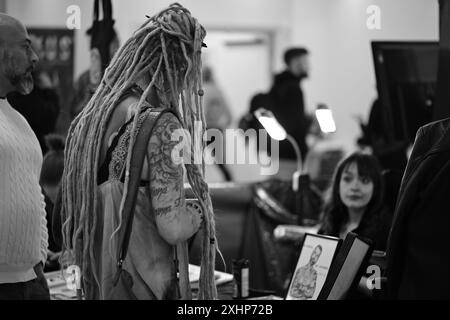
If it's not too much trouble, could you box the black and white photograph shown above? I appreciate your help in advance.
[1,0,450,311]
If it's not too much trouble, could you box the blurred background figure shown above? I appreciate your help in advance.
[203,66,232,131]
[203,66,233,181]
[68,29,119,123]
[68,0,119,125]
[39,134,64,272]
[268,47,311,162]
[357,97,408,172]
[7,68,60,155]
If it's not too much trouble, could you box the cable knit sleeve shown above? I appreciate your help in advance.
[40,189,49,264]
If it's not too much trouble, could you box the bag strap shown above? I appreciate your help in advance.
[113,108,181,286]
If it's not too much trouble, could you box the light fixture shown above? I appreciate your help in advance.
[254,108,287,141]
[254,108,303,189]
[254,108,321,226]
[315,103,336,133]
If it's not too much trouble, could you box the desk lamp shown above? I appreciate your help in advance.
[254,108,304,191]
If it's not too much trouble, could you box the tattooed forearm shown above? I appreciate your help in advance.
[151,186,168,199]
[154,206,172,216]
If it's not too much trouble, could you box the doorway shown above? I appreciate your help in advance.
[203,29,273,126]
[202,29,274,183]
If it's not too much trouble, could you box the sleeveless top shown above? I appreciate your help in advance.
[94,87,178,300]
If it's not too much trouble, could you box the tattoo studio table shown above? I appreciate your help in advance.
[45,265,234,300]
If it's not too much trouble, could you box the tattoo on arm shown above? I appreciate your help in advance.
[148,113,185,217]
[151,186,168,200]
[154,206,172,216]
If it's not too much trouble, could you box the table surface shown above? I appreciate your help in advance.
[45,266,235,300]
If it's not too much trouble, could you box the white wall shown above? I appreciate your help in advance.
[113,0,292,71]
[6,0,292,79]
[6,0,440,149]
[291,0,439,148]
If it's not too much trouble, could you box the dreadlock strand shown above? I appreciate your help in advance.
[160,33,178,107]
[125,29,161,79]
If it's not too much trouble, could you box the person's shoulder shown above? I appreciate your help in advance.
[105,96,142,131]
[116,96,140,120]
[408,117,450,160]
[418,117,450,139]
[154,111,183,131]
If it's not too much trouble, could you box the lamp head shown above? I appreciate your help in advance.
[254,108,287,141]
[315,104,336,133]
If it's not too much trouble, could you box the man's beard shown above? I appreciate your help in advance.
[299,71,308,80]
[1,53,35,95]
[8,68,34,95]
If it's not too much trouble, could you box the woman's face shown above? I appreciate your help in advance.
[339,162,374,212]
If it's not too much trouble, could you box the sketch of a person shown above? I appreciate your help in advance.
[289,245,323,299]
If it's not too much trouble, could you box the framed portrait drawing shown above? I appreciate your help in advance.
[286,233,341,300]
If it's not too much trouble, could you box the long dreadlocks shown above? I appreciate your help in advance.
[60,3,218,299]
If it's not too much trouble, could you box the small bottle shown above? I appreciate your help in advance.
[232,259,249,299]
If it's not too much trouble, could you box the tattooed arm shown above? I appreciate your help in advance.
[148,112,203,245]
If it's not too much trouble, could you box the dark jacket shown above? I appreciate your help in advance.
[8,87,60,154]
[268,71,309,161]
[386,118,450,299]
[318,206,393,252]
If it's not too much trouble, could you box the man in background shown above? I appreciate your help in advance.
[203,66,233,181]
[269,47,311,161]
[0,13,49,300]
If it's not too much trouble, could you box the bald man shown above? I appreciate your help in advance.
[0,14,50,300]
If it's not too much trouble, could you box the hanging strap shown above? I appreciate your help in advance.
[93,0,99,21]
[113,108,181,286]
[93,0,113,22]
[102,0,113,21]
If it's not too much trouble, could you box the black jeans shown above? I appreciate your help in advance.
[0,263,50,300]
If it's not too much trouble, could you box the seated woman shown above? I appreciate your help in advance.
[318,152,392,251]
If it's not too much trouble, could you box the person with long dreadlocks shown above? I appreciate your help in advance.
[58,4,218,300]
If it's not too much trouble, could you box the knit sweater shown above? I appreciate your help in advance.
[0,98,48,283]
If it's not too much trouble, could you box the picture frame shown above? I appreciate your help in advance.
[285,233,341,300]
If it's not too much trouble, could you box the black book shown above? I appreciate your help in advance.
[317,232,373,300]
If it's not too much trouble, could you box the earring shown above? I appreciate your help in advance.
[198,89,204,96]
